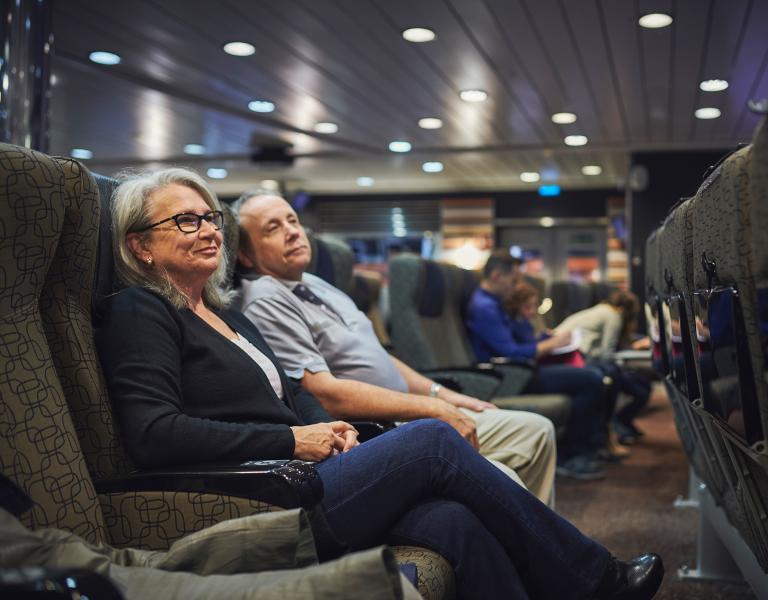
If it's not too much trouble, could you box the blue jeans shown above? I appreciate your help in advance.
[315,420,609,599]
[525,365,607,460]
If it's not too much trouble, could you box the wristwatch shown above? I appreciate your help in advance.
[429,382,443,397]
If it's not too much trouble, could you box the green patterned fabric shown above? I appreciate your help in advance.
[392,546,456,600]
[0,144,108,544]
[318,235,356,296]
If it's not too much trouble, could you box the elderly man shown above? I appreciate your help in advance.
[234,191,556,505]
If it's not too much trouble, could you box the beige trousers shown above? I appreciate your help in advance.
[467,408,557,507]
[0,507,421,600]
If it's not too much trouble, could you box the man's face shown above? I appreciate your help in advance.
[496,265,522,298]
[238,195,311,281]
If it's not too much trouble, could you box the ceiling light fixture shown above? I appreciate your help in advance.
[402,27,436,43]
[388,140,412,153]
[638,13,673,29]
[88,51,121,65]
[183,144,206,155]
[313,122,339,134]
[551,112,577,124]
[206,168,228,179]
[581,165,602,176]
[699,79,729,92]
[422,161,444,173]
[695,107,721,120]
[418,117,443,129]
[564,135,588,146]
[356,176,374,187]
[248,99,275,113]
[459,89,488,103]
[70,148,93,159]
[223,41,255,56]
[520,172,540,183]
[539,216,555,227]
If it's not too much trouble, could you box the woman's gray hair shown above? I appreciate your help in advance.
[111,167,234,309]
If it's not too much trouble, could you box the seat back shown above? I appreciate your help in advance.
[687,120,768,569]
[0,143,108,543]
[548,280,592,326]
[644,227,668,374]
[389,255,475,370]
[306,234,355,296]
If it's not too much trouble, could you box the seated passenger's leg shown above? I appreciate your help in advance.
[468,408,556,506]
[315,419,610,598]
[526,365,607,460]
[387,498,528,599]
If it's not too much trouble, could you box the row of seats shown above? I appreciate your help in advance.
[0,144,455,598]
[644,116,768,572]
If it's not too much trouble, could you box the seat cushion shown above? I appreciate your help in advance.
[391,545,455,600]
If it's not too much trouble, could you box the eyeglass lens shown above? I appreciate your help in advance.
[175,211,223,232]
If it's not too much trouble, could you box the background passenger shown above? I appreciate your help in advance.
[466,251,609,480]
[95,168,663,600]
[234,191,556,506]
[556,291,653,445]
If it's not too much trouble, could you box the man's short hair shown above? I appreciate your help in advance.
[482,250,523,278]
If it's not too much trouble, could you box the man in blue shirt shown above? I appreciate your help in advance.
[467,251,608,480]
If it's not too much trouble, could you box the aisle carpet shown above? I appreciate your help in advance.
[555,387,757,600]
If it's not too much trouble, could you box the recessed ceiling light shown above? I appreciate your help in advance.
[183,144,206,155]
[357,176,374,187]
[260,179,279,190]
[402,27,436,43]
[638,13,673,29]
[313,122,339,134]
[695,107,721,120]
[206,168,228,179]
[88,51,120,65]
[422,161,444,173]
[418,117,443,129]
[248,99,275,113]
[70,148,93,159]
[700,79,729,92]
[520,172,540,183]
[539,216,555,227]
[393,227,407,237]
[223,41,255,56]
[459,89,488,103]
[389,140,412,153]
[551,112,577,124]
[581,165,602,176]
[564,135,588,146]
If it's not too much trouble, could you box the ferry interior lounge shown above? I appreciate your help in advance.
[2,1,768,598]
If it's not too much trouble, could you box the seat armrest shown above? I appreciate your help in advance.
[350,420,395,442]
[488,356,537,369]
[95,460,323,509]
[1,568,122,599]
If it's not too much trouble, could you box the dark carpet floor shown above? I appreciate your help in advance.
[555,387,757,600]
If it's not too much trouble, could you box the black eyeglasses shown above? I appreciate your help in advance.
[138,210,224,234]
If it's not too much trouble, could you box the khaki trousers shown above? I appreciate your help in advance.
[467,408,557,507]
[0,507,421,600]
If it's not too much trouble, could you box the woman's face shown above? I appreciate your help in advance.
[520,296,539,320]
[130,184,223,287]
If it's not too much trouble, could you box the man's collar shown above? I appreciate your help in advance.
[238,269,304,290]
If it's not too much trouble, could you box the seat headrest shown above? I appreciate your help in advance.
[416,260,446,317]
[92,173,120,321]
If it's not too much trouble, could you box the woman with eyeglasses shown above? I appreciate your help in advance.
[96,168,663,600]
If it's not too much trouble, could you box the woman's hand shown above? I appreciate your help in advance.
[290,421,359,461]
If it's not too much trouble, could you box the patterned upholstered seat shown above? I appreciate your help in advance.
[0,144,296,554]
[685,116,768,570]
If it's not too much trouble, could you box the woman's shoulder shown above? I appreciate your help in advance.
[96,286,178,326]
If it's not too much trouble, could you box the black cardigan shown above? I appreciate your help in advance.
[95,286,333,468]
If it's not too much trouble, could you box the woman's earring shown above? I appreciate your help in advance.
[146,257,153,265]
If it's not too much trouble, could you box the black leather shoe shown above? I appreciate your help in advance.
[595,553,664,599]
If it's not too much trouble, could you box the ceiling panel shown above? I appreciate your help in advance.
[45,0,768,195]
